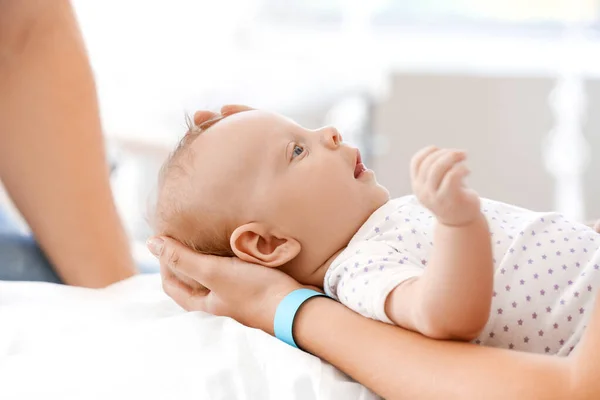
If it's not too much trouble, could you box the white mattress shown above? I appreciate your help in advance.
[0,274,377,399]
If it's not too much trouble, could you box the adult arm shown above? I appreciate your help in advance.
[295,295,580,399]
[0,0,136,286]
[587,220,600,233]
[151,236,600,399]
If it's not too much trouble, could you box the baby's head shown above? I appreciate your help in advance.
[153,105,389,286]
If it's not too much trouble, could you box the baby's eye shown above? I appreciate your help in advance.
[292,144,305,159]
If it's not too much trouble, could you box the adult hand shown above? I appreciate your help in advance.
[191,104,254,127]
[147,236,302,334]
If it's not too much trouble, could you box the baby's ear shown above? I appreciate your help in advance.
[230,223,300,268]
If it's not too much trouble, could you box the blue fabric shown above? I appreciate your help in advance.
[0,207,158,283]
[0,208,61,283]
[0,207,17,234]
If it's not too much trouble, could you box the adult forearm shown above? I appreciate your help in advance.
[151,227,600,399]
[0,0,136,286]
[586,219,600,232]
[418,214,493,337]
[295,297,571,399]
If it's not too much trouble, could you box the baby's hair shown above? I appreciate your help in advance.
[151,107,250,256]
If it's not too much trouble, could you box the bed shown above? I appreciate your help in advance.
[0,274,377,399]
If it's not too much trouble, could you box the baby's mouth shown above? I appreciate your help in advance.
[354,149,367,179]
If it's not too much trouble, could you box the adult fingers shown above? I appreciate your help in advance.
[162,270,210,311]
[157,242,206,291]
[157,247,210,310]
[193,110,219,126]
[595,220,600,233]
[221,104,254,116]
[149,236,232,291]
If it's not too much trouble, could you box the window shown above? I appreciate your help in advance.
[258,0,600,30]
[372,0,600,28]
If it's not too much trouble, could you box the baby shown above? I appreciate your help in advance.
[153,105,600,356]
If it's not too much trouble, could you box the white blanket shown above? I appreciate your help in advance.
[0,275,377,399]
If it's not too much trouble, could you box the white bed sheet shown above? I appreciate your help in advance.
[0,274,377,400]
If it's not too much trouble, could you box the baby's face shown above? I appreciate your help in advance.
[189,110,389,283]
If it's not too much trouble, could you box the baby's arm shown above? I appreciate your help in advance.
[385,147,493,340]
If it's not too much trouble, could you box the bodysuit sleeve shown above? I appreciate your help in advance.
[324,240,424,323]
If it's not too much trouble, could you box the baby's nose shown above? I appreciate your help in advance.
[321,126,342,149]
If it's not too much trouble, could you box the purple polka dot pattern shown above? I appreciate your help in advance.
[324,196,600,356]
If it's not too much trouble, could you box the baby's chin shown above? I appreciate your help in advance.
[370,183,391,209]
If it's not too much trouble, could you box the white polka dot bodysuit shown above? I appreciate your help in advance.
[324,196,600,355]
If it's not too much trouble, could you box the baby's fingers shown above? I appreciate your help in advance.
[417,149,452,185]
[410,146,439,182]
[439,162,470,197]
[427,150,466,190]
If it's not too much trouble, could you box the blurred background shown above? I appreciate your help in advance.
[10,0,597,243]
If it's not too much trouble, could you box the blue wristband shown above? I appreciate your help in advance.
[274,288,326,348]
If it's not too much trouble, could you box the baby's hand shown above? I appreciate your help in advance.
[410,146,481,226]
